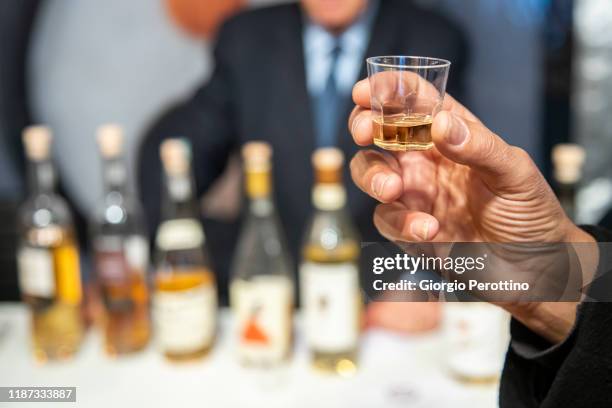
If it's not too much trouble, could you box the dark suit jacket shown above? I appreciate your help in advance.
[0,0,39,300]
[138,0,469,302]
[500,225,612,407]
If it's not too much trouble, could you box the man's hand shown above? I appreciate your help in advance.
[348,79,596,343]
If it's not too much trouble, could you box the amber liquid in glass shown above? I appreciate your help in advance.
[373,114,433,151]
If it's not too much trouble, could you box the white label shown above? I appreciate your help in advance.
[312,184,346,211]
[444,303,510,379]
[230,277,293,364]
[300,262,360,352]
[124,235,149,272]
[153,284,217,354]
[17,247,55,298]
[155,219,204,251]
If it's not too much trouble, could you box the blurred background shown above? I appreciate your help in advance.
[0,0,611,406]
[4,0,610,299]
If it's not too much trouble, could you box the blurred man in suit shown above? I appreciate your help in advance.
[139,0,469,311]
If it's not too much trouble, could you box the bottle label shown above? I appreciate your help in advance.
[300,262,360,352]
[153,284,216,354]
[124,235,149,272]
[444,303,509,379]
[54,243,82,305]
[155,219,204,251]
[231,277,293,363]
[94,235,149,283]
[17,247,55,298]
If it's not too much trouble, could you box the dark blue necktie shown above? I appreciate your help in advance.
[313,43,342,147]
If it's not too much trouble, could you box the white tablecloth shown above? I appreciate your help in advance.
[0,303,498,408]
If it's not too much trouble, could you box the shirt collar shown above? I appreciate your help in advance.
[303,0,379,56]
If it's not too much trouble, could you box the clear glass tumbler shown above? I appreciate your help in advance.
[366,56,450,151]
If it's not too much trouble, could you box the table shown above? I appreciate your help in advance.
[0,303,499,408]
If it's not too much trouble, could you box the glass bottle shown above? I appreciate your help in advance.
[300,148,362,376]
[152,139,217,361]
[17,125,84,362]
[552,143,586,221]
[91,124,150,356]
[230,141,294,368]
[444,303,510,383]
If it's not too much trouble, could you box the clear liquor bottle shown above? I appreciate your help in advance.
[444,303,510,383]
[91,124,150,356]
[300,148,362,376]
[230,141,294,367]
[17,126,84,362]
[152,139,217,361]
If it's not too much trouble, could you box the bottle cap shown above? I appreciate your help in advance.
[552,144,586,185]
[242,141,272,172]
[312,147,344,184]
[22,125,52,161]
[97,124,124,158]
[160,138,191,176]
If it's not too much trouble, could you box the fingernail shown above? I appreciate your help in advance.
[411,220,430,241]
[446,114,468,146]
[351,114,363,136]
[371,173,390,199]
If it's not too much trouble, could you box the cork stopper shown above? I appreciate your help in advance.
[160,138,191,176]
[552,144,586,185]
[242,141,272,172]
[242,141,272,198]
[312,147,344,184]
[97,124,124,158]
[22,125,52,161]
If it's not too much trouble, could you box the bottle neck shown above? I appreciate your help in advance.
[246,168,274,217]
[312,182,346,211]
[102,156,128,196]
[27,158,56,197]
[162,172,198,220]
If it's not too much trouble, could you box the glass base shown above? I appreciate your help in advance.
[311,350,358,377]
[374,139,434,152]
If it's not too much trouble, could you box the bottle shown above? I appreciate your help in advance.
[230,142,294,368]
[300,148,362,376]
[552,144,586,221]
[444,303,510,383]
[17,126,84,362]
[152,139,217,361]
[91,124,150,356]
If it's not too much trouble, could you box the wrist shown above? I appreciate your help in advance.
[503,301,578,344]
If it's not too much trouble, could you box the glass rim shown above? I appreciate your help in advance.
[367,56,451,70]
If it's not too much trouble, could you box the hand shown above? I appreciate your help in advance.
[348,79,596,343]
[366,302,441,334]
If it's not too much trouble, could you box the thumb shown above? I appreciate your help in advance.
[431,111,535,191]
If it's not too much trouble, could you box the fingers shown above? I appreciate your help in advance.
[348,107,373,146]
[352,79,371,108]
[350,150,403,203]
[374,202,440,242]
[431,111,537,191]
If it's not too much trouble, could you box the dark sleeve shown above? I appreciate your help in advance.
[499,226,612,407]
[137,22,240,237]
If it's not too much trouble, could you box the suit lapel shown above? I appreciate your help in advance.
[274,4,315,157]
[337,0,400,157]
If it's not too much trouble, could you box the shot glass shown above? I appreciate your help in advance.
[366,56,451,151]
